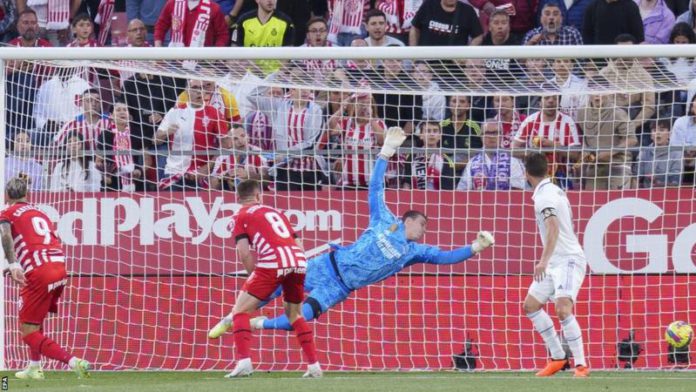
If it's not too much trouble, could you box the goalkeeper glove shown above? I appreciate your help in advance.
[471,231,495,254]
[379,127,407,159]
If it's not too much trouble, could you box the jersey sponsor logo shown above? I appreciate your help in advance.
[276,267,306,277]
[376,232,403,260]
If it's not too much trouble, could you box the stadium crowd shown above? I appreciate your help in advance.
[2,0,696,191]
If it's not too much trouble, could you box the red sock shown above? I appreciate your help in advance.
[292,318,318,364]
[23,331,72,364]
[232,313,252,359]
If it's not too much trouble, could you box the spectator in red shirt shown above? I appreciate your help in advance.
[154,0,229,47]
[67,13,99,47]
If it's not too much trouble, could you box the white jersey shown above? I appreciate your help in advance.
[532,178,584,261]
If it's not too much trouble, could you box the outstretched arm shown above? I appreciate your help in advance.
[370,127,407,222]
[411,231,495,265]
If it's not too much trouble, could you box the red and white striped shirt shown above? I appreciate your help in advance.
[328,0,370,40]
[493,111,526,149]
[514,111,581,148]
[287,106,317,171]
[211,145,268,177]
[300,41,338,79]
[67,39,101,47]
[55,114,113,151]
[377,0,423,35]
[0,203,65,276]
[340,118,384,187]
[232,204,306,270]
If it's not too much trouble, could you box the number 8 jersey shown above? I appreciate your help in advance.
[0,202,65,275]
[231,204,307,270]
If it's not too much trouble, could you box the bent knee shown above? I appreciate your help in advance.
[523,297,543,314]
[555,299,574,320]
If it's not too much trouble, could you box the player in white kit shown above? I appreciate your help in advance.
[522,153,589,378]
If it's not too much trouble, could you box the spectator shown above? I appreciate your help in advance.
[247,74,326,191]
[550,58,588,120]
[373,59,423,137]
[5,131,45,191]
[49,132,102,192]
[524,2,584,45]
[410,0,483,46]
[96,100,142,192]
[125,18,150,47]
[25,0,78,46]
[155,79,228,190]
[676,0,696,32]
[469,0,538,38]
[461,59,490,122]
[457,121,527,190]
[490,94,527,149]
[244,85,283,151]
[155,0,228,47]
[0,0,17,42]
[327,0,370,46]
[127,0,166,42]
[660,22,696,85]
[403,121,458,190]
[670,95,696,175]
[480,10,522,87]
[328,92,385,189]
[583,0,645,44]
[441,95,482,152]
[275,0,311,46]
[536,0,594,32]
[412,61,446,121]
[300,17,338,80]
[639,119,683,187]
[7,9,51,49]
[54,88,112,152]
[599,34,656,139]
[576,87,637,190]
[33,68,91,147]
[231,0,294,73]
[365,9,405,46]
[209,125,269,190]
[376,0,424,44]
[178,79,241,124]
[517,58,550,115]
[512,92,581,188]
[67,13,99,47]
[637,0,676,43]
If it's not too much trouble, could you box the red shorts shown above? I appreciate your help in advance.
[242,267,305,304]
[19,264,67,325]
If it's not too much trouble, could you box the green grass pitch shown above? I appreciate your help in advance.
[1,371,695,392]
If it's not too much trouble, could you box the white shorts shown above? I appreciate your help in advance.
[528,256,586,303]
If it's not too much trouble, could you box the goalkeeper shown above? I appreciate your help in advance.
[209,128,494,334]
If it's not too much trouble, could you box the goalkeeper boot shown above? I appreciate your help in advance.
[574,365,590,378]
[302,362,323,378]
[15,364,45,380]
[250,316,268,331]
[225,358,253,378]
[70,358,91,379]
[535,358,569,377]
[472,231,495,253]
[208,317,232,339]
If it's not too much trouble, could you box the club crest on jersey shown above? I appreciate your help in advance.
[202,115,211,128]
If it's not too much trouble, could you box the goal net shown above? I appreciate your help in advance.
[1,46,695,371]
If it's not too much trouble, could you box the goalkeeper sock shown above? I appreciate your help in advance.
[291,318,318,364]
[527,309,565,360]
[232,313,252,359]
[23,331,73,364]
[560,315,586,367]
[263,303,316,331]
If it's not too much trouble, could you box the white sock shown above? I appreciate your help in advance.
[527,309,566,360]
[68,357,78,368]
[223,314,233,326]
[561,315,586,367]
[30,360,41,368]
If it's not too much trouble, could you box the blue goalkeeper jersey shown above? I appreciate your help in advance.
[332,157,469,290]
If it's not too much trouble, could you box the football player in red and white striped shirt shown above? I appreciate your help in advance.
[512,94,581,185]
[54,89,113,152]
[217,180,321,378]
[328,93,385,188]
[209,125,269,190]
[1,178,90,380]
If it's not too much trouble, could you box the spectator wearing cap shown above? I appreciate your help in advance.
[524,2,584,45]
[583,0,645,44]
[637,0,676,43]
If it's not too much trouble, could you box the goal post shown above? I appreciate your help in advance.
[1,45,695,371]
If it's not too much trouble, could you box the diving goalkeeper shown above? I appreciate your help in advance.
[209,127,494,334]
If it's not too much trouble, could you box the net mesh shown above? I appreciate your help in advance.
[2,54,695,371]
